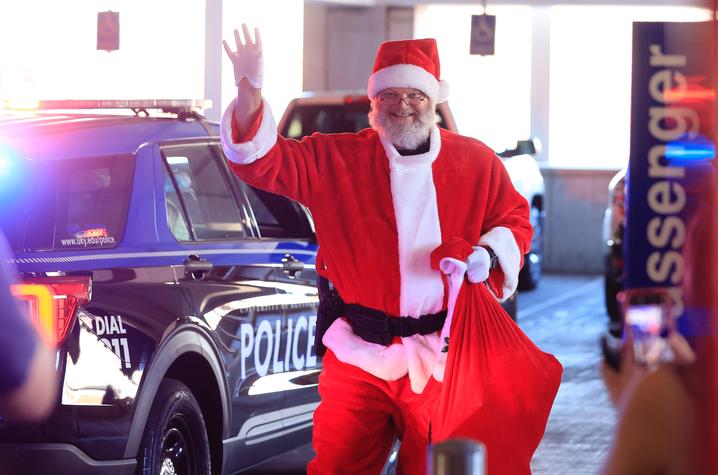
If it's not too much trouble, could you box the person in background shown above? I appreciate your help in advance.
[600,180,716,475]
[600,330,701,475]
[0,231,57,422]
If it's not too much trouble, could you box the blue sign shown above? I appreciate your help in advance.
[625,22,715,321]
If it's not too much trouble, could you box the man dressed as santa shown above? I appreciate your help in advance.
[221,25,545,474]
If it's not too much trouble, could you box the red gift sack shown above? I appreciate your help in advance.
[429,239,562,475]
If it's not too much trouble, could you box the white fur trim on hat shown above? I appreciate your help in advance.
[368,64,449,103]
[220,97,278,165]
[438,80,449,103]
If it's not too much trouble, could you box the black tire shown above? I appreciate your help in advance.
[137,378,211,475]
[501,291,518,322]
[518,206,543,291]
[603,255,623,338]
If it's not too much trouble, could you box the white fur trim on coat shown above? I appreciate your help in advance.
[220,98,277,165]
[380,125,444,319]
[478,226,522,301]
[322,318,408,381]
[322,125,447,393]
[402,333,442,393]
[368,64,449,103]
[322,315,445,392]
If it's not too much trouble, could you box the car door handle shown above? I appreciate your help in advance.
[183,255,213,277]
[281,254,304,278]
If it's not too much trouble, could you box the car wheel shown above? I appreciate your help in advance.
[603,252,623,338]
[519,206,543,291]
[138,379,211,475]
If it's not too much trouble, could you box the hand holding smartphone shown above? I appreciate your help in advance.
[624,302,672,369]
[605,289,675,371]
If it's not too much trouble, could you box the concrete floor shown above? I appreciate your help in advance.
[521,274,615,475]
[245,274,618,474]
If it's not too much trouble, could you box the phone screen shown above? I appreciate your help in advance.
[624,304,671,367]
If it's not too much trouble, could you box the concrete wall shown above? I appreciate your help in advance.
[326,7,386,90]
[542,168,620,274]
[386,7,414,40]
[303,4,413,91]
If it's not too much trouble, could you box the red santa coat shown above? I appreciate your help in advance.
[221,99,532,393]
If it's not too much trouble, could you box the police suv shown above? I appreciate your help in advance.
[0,100,320,475]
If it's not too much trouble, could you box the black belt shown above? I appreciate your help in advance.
[344,304,447,346]
[314,276,446,353]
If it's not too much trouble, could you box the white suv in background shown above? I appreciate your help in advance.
[278,91,546,316]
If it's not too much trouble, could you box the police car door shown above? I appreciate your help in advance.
[160,142,319,468]
[238,183,322,437]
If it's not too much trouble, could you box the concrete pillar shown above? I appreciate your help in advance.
[204,0,222,121]
[530,6,551,164]
[304,3,328,91]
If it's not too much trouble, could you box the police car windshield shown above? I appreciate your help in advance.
[0,155,134,252]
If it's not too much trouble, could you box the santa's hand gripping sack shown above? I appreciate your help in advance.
[221,24,561,475]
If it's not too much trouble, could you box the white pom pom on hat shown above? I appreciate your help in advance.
[367,38,449,103]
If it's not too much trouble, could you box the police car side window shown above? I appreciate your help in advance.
[6,156,133,252]
[162,145,246,240]
[242,185,313,239]
[162,165,191,241]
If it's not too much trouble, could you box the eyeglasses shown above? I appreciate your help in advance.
[378,91,427,106]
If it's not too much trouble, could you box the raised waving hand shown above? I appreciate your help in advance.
[223,24,263,89]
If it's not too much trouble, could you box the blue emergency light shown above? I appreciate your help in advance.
[0,153,10,178]
[665,139,716,162]
[0,147,30,201]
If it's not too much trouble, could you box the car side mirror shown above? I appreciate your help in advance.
[515,139,536,155]
[498,138,542,158]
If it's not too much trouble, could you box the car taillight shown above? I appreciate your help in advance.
[11,276,92,348]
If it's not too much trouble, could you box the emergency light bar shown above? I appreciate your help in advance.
[0,99,212,112]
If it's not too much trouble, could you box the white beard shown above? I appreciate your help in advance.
[369,102,436,151]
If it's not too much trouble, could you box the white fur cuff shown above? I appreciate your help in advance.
[478,226,522,301]
[220,98,278,165]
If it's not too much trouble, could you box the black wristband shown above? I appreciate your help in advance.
[481,245,498,270]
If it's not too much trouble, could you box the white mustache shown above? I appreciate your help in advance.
[369,105,435,150]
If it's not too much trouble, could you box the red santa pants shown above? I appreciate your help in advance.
[307,350,441,475]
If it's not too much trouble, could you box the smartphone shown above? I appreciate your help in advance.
[625,303,672,368]
[620,288,674,368]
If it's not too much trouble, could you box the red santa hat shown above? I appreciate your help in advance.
[367,38,450,103]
